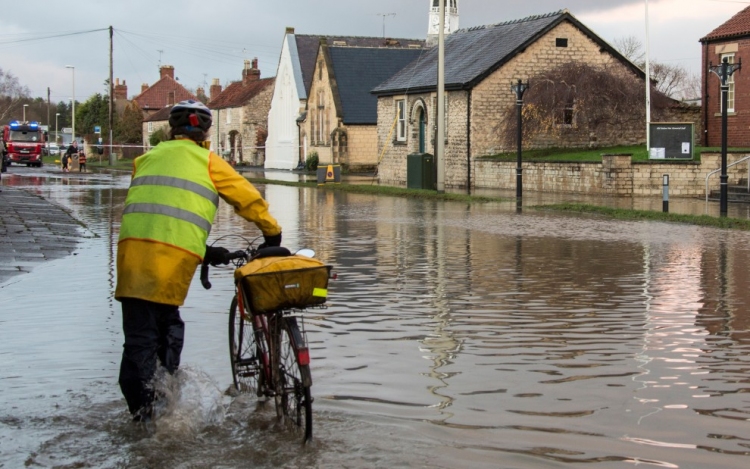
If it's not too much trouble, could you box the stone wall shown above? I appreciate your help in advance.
[346,125,378,171]
[471,153,750,197]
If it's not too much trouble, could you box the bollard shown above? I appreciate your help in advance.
[662,174,669,213]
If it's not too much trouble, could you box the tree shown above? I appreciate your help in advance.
[613,35,697,100]
[149,127,168,146]
[0,68,31,122]
[117,102,144,144]
[498,62,674,149]
[76,93,111,138]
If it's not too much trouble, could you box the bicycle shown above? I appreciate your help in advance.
[200,237,332,443]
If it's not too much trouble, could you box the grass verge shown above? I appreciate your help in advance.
[246,177,508,203]
[534,203,750,230]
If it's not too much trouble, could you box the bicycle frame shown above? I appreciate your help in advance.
[234,281,312,394]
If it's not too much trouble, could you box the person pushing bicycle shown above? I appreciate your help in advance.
[114,99,283,422]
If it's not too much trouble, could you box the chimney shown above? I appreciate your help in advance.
[141,83,149,93]
[196,86,206,102]
[286,27,295,35]
[210,78,222,101]
[114,78,128,101]
[242,58,261,85]
[160,65,175,79]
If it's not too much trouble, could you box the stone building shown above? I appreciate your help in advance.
[302,41,425,171]
[141,105,171,150]
[372,9,650,189]
[208,59,275,165]
[265,28,424,170]
[700,6,750,147]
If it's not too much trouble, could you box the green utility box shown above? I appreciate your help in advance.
[407,153,434,190]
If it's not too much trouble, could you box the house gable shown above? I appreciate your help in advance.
[373,10,643,96]
[701,6,750,42]
[133,67,198,111]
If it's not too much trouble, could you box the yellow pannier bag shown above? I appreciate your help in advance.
[234,255,332,313]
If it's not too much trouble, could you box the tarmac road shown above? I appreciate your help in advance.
[0,187,82,285]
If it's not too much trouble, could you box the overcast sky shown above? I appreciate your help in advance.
[1,0,748,105]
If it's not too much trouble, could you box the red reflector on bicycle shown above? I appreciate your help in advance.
[297,348,310,366]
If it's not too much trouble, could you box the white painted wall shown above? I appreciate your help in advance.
[265,34,305,170]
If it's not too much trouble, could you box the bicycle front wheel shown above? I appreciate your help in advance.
[229,295,264,395]
[273,315,313,442]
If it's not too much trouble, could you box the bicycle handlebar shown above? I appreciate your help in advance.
[200,249,249,290]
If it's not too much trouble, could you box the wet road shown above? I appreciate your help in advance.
[2,166,750,468]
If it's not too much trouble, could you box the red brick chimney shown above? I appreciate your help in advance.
[160,65,175,79]
[141,83,149,94]
[114,78,128,101]
[210,78,222,101]
[242,58,261,85]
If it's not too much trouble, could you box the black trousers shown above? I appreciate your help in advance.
[118,298,185,415]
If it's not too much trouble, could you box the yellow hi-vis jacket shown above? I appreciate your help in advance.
[115,138,282,306]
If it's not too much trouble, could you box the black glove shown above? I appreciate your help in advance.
[204,245,230,266]
[258,233,282,250]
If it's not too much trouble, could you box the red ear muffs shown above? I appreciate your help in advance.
[189,114,199,126]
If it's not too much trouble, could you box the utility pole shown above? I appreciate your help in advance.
[436,0,445,193]
[109,25,115,165]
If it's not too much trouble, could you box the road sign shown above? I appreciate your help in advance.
[94,126,101,134]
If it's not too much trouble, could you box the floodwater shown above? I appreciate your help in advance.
[2,168,750,468]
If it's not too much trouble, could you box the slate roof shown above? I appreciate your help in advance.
[328,47,426,124]
[143,105,172,122]
[373,10,643,96]
[208,77,275,110]
[133,76,197,110]
[700,6,750,42]
[294,35,425,95]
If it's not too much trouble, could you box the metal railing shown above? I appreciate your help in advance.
[705,155,750,203]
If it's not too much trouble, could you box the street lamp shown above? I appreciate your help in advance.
[709,57,742,217]
[23,104,29,121]
[65,65,75,145]
[55,113,60,145]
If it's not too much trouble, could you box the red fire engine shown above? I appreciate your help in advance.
[2,120,45,167]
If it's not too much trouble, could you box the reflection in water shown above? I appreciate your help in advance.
[2,169,750,468]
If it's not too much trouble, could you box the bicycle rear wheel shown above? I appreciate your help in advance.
[229,295,265,395]
[272,315,313,442]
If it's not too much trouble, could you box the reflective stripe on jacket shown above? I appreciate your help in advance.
[119,139,218,257]
[115,138,282,306]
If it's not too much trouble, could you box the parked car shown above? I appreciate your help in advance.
[48,143,61,156]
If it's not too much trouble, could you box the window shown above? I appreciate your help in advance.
[317,90,326,144]
[226,109,232,124]
[396,99,406,141]
[556,38,568,48]
[562,106,574,126]
[147,122,153,133]
[721,53,736,113]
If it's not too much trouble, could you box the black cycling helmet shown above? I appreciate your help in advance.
[169,100,212,132]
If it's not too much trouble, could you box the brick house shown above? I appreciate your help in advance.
[207,59,275,165]
[303,41,425,171]
[700,6,750,147]
[372,9,653,189]
[265,28,424,169]
[132,65,199,120]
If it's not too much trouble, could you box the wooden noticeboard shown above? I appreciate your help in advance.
[649,122,694,159]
